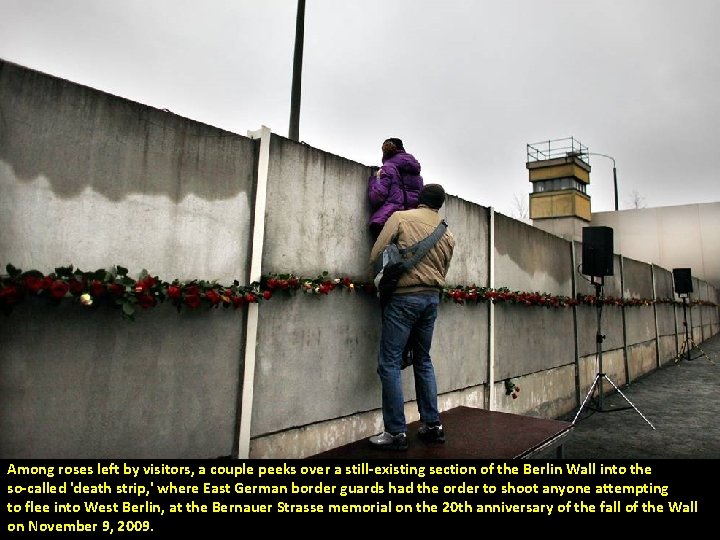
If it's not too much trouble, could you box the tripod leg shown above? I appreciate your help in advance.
[675,338,689,364]
[689,339,716,365]
[602,376,655,430]
[572,374,601,425]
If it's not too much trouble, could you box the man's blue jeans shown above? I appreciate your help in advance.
[378,292,441,434]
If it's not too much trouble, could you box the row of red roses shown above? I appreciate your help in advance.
[0,264,714,320]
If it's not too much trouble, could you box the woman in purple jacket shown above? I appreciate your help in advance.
[368,138,424,241]
[368,138,425,370]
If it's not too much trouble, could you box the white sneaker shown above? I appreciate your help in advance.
[369,431,408,451]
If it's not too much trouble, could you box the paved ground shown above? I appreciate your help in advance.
[533,331,720,459]
[310,331,720,461]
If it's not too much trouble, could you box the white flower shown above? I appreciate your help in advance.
[80,293,93,306]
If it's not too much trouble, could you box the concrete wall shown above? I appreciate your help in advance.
[0,60,255,458]
[1,60,718,459]
[592,203,720,289]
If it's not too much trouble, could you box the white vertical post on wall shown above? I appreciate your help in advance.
[237,125,272,459]
[651,264,660,368]
[487,207,495,411]
[570,239,580,407]
[619,256,630,384]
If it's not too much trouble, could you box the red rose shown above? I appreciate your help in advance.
[23,276,44,294]
[244,292,256,303]
[0,285,22,305]
[231,295,244,309]
[167,285,182,299]
[68,278,85,295]
[288,278,299,288]
[108,283,125,298]
[137,293,157,309]
[89,280,105,297]
[266,278,278,290]
[49,280,70,300]
[185,285,200,297]
[318,284,331,295]
[262,290,272,300]
[185,294,201,309]
[206,289,222,305]
[135,276,155,294]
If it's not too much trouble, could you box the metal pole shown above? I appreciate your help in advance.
[683,297,691,362]
[582,152,618,212]
[612,165,618,211]
[595,279,605,410]
[289,0,306,141]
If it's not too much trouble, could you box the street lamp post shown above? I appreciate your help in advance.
[583,152,618,211]
[289,0,306,141]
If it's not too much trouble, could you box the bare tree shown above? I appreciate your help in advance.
[627,190,646,209]
[512,192,529,221]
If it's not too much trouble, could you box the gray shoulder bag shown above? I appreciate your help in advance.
[374,219,448,301]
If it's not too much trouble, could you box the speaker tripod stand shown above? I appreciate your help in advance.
[675,296,714,365]
[572,277,655,429]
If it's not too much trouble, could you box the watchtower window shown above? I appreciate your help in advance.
[533,178,586,194]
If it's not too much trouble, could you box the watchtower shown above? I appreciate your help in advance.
[526,136,591,241]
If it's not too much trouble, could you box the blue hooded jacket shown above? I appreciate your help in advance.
[367,151,424,231]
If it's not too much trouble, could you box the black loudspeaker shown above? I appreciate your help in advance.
[673,268,693,294]
[582,226,614,277]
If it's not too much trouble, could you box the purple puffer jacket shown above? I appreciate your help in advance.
[367,151,423,230]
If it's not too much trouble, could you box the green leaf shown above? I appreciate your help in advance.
[20,269,43,279]
[122,302,135,317]
[116,266,128,276]
[6,264,21,277]
[92,269,108,281]
[55,265,74,277]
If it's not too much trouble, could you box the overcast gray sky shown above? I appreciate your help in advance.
[1,0,719,218]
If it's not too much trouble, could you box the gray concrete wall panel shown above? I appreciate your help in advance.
[654,267,675,299]
[658,335,679,366]
[443,198,489,286]
[625,307,656,345]
[0,61,256,284]
[656,304,678,337]
[623,258,653,299]
[261,135,370,277]
[0,60,252,458]
[494,214,572,296]
[627,341,657,380]
[0,300,243,458]
[251,293,379,436]
[433,302,488,388]
[576,305,624,356]
[494,305,575,378]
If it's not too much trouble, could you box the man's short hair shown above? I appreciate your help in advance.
[419,184,446,209]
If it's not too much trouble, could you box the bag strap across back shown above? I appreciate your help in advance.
[399,219,448,271]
